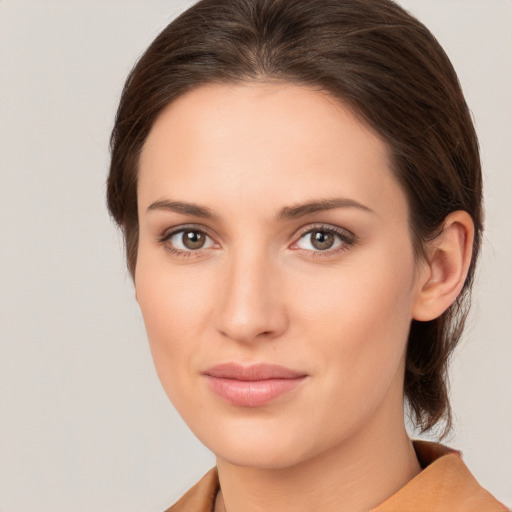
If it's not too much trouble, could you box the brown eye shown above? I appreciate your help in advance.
[295,227,348,252]
[167,229,215,252]
[182,230,206,249]
[310,231,335,250]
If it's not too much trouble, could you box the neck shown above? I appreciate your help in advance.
[215,397,420,512]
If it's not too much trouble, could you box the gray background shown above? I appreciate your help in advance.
[0,1,510,510]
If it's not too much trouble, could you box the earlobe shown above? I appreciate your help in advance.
[412,211,475,322]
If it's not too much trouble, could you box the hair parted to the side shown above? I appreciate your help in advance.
[107,0,482,435]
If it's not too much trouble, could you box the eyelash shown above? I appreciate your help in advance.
[292,224,356,257]
[157,223,357,258]
[157,224,217,258]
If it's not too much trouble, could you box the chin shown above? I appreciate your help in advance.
[188,412,339,470]
[213,438,312,470]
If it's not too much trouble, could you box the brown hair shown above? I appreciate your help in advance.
[107,0,482,435]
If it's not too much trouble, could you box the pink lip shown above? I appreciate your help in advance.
[203,363,308,407]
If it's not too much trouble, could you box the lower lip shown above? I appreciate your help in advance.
[205,376,306,407]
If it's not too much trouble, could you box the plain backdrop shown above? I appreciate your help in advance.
[0,1,511,510]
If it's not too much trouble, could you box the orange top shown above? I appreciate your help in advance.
[166,441,509,512]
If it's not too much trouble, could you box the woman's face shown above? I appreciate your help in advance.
[136,83,426,468]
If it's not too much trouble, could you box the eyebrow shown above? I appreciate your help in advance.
[146,197,373,221]
[146,199,216,219]
[275,197,374,221]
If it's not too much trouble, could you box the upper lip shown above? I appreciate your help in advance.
[204,363,307,381]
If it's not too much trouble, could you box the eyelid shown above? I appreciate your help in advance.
[157,224,220,255]
[290,223,357,252]
[156,222,356,257]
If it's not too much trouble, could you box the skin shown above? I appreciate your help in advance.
[135,82,474,512]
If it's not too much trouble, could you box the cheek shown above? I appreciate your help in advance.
[288,246,416,389]
[134,253,217,397]
[136,248,215,331]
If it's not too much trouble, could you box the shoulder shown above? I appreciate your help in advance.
[372,440,509,512]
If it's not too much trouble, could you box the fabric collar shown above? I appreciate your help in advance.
[166,440,508,512]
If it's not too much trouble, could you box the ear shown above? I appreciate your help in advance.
[412,211,475,321]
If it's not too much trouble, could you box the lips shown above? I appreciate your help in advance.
[203,363,308,407]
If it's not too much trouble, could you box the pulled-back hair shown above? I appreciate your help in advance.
[107,0,482,434]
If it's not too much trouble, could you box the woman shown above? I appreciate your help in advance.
[107,0,508,510]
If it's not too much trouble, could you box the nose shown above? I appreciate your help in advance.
[214,250,288,344]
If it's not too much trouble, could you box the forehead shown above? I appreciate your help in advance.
[137,82,406,221]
